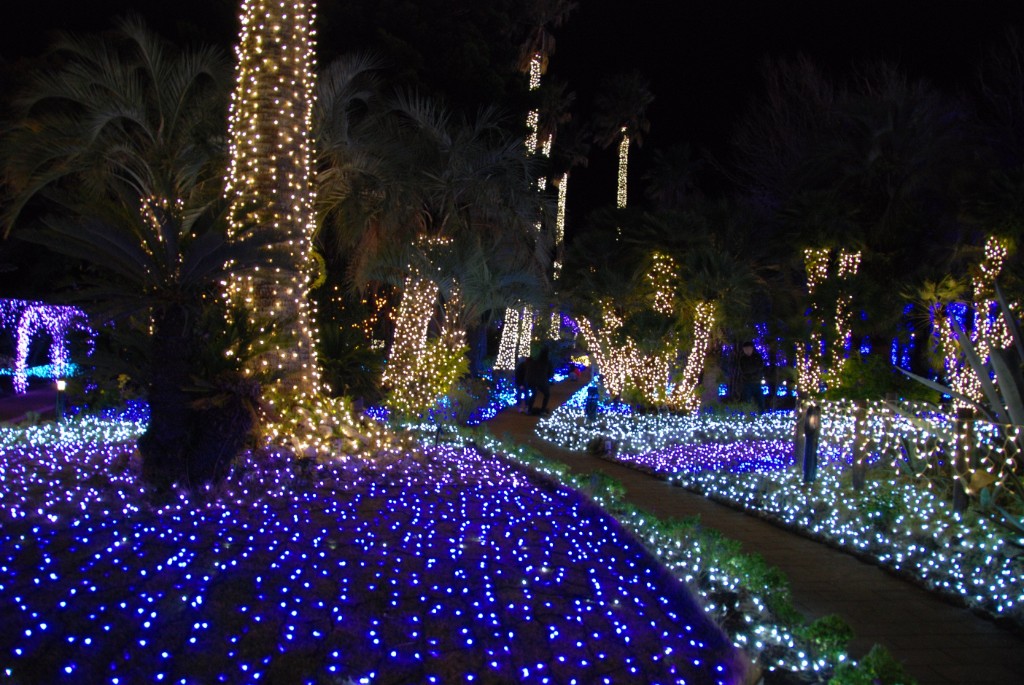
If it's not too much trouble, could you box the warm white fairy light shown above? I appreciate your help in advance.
[497,303,535,372]
[225,0,321,402]
[552,172,568,285]
[616,126,629,211]
[382,276,437,387]
[830,250,861,378]
[647,252,677,316]
[670,301,716,413]
[797,248,831,397]
[534,391,1024,626]
[525,109,540,154]
[495,308,521,371]
[946,236,1011,407]
[803,248,830,295]
[517,305,535,358]
[528,52,542,90]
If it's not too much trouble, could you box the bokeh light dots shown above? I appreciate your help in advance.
[830,250,861,378]
[616,126,629,211]
[0,300,95,394]
[495,308,521,371]
[946,235,1011,407]
[670,301,716,413]
[225,0,322,401]
[0,420,741,684]
[535,386,1024,623]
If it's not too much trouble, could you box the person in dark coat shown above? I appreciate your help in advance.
[514,356,532,413]
[737,341,765,411]
[526,347,553,415]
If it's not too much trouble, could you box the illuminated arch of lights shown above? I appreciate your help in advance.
[0,300,95,394]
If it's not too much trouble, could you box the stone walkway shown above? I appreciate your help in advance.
[487,376,1024,685]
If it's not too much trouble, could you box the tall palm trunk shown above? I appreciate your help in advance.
[139,303,193,485]
[226,0,321,399]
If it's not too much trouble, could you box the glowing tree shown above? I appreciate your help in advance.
[226,0,321,403]
[944,236,1012,406]
[796,248,830,397]
[594,71,654,237]
[830,249,862,378]
[669,301,717,413]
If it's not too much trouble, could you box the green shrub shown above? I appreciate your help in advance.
[826,353,938,402]
[829,644,917,685]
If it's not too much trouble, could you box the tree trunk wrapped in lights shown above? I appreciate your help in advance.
[549,172,569,339]
[669,301,716,413]
[798,247,830,397]
[578,302,673,404]
[383,275,439,388]
[495,307,521,371]
[830,249,861,378]
[616,127,629,210]
[945,236,1011,408]
[517,306,535,359]
[383,276,468,418]
[225,0,321,401]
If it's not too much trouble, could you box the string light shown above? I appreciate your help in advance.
[382,276,437,388]
[670,301,716,413]
[830,250,861,378]
[534,390,1024,624]
[552,173,567,286]
[225,0,322,403]
[797,248,831,397]
[0,300,95,394]
[0,417,741,684]
[944,236,1011,407]
[495,308,521,371]
[517,306,534,360]
[647,252,677,316]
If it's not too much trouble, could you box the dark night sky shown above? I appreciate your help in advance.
[4,1,1024,218]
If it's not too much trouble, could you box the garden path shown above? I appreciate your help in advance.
[487,376,1024,685]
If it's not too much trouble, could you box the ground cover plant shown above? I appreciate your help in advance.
[0,414,742,684]
[465,431,863,683]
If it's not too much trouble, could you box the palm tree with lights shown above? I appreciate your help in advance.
[318,90,546,407]
[594,70,654,224]
[1,19,277,485]
[225,0,321,405]
[496,0,578,366]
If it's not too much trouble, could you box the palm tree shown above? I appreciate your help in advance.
[593,70,654,224]
[643,143,704,211]
[1,18,271,486]
[518,0,578,77]
[225,0,321,400]
[317,89,547,383]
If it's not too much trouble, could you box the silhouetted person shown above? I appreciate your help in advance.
[514,356,532,413]
[526,347,553,415]
[737,341,765,411]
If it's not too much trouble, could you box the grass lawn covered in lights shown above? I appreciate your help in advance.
[536,384,1024,629]
[0,415,743,684]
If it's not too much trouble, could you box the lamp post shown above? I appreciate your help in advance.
[55,379,66,422]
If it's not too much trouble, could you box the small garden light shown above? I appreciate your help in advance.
[55,378,67,422]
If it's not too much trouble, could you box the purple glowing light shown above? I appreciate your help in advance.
[0,300,95,394]
[0,442,740,683]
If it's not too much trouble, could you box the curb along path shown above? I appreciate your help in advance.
[487,377,1024,685]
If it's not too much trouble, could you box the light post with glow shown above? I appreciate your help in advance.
[55,379,66,422]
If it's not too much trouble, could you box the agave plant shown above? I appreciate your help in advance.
[900,283,1024,544]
